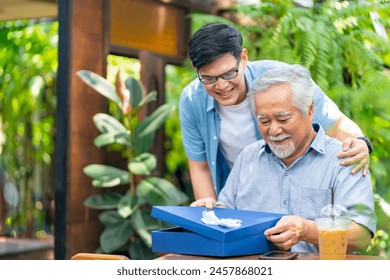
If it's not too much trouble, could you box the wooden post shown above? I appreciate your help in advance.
[55,0,108,260]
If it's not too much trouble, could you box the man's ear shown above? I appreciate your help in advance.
[241,48,248,67]
[308,101,315,119]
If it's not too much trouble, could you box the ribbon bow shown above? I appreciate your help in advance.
[201,210,242,228]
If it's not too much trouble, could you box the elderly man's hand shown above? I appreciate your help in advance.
[263,216,308,251]
[190,197,217,209]
[338,137,370,176]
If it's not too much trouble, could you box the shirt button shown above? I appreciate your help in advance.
[213,136,217,140]
[285,171,289,176]
[212,161,215,166]
[283,200,287,204]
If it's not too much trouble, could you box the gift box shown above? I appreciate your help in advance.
[151,206,284,257]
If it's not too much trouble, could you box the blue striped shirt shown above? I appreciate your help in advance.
[217,124,376,253]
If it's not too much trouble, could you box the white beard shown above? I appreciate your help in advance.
[268,135,295,159]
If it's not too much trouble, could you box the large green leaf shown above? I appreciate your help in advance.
[137,177,188,206]
[128,153,156,175]
[94,131,131,147]
[125,76,144,109]
[100,218,133,253]
[77,70,121,104]
[99,210,125,226]
[93,113,127,134]
[137,90,157,108]
[83,164,130,187]
[138,208,165,231]
[84,192,122,209]
[135,103,175,139]
[117,192,140,219]
[130,209,152,247]
[135,133,155,155]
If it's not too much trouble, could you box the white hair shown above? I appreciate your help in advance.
[248,64,314,116]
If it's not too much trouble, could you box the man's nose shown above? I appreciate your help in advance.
[268,122,283,136]
[214,77,229,88]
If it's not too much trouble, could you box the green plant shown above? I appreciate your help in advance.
[77,69,188,259]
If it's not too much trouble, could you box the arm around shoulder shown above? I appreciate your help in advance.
[326,113,363,141]
[327,113,371,175]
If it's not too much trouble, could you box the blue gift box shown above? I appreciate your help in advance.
[151,206,284,257]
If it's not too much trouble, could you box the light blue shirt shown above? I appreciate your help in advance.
[179,60,342,194]
[217,124,376,253]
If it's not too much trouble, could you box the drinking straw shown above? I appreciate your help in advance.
[331,186,335,221]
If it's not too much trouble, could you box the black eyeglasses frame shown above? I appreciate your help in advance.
[197,60,240,85]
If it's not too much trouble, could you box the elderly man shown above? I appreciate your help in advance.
[191,64,376,253]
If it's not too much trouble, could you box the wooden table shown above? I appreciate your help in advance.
[156,252,385,260]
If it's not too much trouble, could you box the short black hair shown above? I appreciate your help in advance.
[188,23,243,69]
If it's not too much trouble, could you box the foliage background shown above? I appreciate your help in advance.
[0,20,57,238]
[0,0,389,258]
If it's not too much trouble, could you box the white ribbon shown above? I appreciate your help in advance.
[201,210,242,228]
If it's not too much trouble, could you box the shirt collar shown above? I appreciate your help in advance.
[309,123,326,155]
[207,94,215,112]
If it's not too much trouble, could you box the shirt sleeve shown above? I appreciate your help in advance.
[312,83,342,131]
[179,86,207,162]
[333,167,377,236]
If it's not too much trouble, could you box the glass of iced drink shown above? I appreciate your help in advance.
[316,217,351,260]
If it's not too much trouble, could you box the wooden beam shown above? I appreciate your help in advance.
[0,0,57,21]
[108,0,191,65]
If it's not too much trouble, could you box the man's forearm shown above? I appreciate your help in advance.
[188,159,217,200]
[347,222,372,251]
[326,114,363,141]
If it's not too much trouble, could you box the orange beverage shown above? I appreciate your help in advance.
[318,229,349,260]
[316,217,351,260]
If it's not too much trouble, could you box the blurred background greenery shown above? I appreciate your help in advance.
[1,0,389,258]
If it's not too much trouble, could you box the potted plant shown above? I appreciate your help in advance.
[77,69,188,259]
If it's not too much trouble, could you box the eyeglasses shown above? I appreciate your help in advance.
[198,61,240,85]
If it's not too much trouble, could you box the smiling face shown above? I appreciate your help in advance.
[197,50,248,106]
[254,84,316,166]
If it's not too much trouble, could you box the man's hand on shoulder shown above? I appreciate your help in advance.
[190,197,217,209]
[338,137,370,176]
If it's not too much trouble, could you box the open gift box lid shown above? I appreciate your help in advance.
[151,206,284,242]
